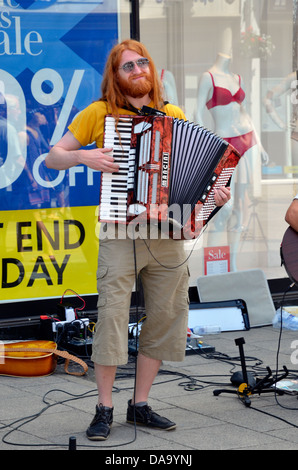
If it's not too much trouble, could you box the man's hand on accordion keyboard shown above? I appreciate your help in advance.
[80,147,120,173]
[45,130,120,173]
[214,186,231,207]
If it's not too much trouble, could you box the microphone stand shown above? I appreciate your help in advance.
[213,337,288,407]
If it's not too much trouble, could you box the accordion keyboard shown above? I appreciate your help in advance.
[100,116,136,221]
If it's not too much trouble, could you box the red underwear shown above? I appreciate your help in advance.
[224,131,257,156]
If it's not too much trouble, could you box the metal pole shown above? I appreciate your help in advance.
[130,0,140,41]
[235,337,248,386]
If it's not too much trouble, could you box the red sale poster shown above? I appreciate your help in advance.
[204,246,230,275]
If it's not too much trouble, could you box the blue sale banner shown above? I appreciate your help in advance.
[0,0,118,302]
[0,0,118,210]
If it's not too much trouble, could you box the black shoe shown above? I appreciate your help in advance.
[126,400,176,430]
[86,404,113,441]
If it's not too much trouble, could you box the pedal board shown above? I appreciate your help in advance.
[185,339,215,355]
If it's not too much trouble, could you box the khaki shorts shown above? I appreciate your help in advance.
[91,229,190,366]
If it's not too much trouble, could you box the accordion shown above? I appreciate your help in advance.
[99,114,241,239]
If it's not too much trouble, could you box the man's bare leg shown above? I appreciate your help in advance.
[86,363,116,440]
[132,353,161,403]
[127,353,176,430]
[94,363,117,407]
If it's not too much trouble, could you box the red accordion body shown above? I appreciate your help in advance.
[99,114,241,240]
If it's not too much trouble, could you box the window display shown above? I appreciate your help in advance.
[0,0,296,308]
[136,0,297,285]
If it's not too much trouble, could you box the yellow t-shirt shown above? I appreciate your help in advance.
[68,100,186,148]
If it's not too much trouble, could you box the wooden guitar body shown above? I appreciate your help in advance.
[281,226,298,285]
[0,340,57,377]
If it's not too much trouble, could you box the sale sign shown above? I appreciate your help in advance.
[204,246,230,275]
[0,1,118,302]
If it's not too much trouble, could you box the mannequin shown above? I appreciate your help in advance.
[196,33,267,271]
[264,71,298,170]
[159,68,179,106]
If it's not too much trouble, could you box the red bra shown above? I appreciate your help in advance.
[206,72,245,110]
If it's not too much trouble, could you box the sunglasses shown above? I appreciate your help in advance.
[119,58,150,73]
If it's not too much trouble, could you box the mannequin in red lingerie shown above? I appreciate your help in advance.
[196,35,268,271]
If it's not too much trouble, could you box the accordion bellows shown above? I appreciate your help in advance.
[99,114,241,240]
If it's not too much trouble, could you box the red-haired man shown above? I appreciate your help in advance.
[46,39,230,441]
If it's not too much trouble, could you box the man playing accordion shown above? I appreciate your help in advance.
[46,39,231,441]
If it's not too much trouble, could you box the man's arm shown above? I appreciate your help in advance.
[46,130,231,206]
[45,130,119,173]
[285,199,298,232]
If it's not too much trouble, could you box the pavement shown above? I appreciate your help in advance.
[1,324,298,454]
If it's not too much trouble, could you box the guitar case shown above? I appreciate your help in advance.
[281,226,298,285]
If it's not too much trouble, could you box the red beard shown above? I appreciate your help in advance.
[118,72,153,99]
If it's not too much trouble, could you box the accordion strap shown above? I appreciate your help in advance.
[100,99,169,116]
[122,103,143,115]
[120,102,169,116]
